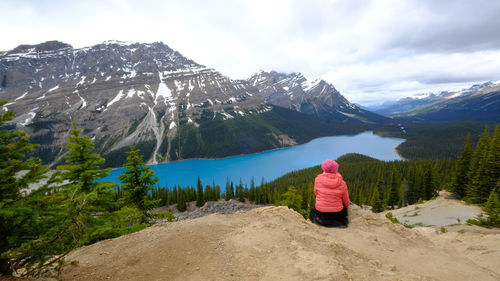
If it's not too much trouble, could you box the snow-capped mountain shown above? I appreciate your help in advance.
[0,40,387,166]
[249,71,390,123]
[370,81,500,121]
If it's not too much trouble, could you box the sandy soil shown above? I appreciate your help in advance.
[60,198,500,281]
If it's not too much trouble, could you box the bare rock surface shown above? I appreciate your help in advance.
[391,190,483,227]
[151,199,261,222]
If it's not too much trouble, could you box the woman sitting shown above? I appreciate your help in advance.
[309,159,350,227]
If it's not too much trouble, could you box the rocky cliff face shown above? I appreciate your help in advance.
[249,70,392,123]
[0,40,387,166]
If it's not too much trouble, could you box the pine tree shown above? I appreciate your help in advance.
[117,146,159,220]
[484,189,500,226]
[0,101,48,274]
[371,187,384,213]
[52,123,114,194]
[422,165,438,200]
[387,168,400,209]
[3,120,124,275]
[237,179,245,202]
[405,165,418,205]
[224,177,230,201]
[306,182,315,211]
[230,181,235,199]
[483,126,500,197]
[450,133,473,198]
[249,177,256,202]
[172,185,178,204]
[466,126,491,202]
[216,185,221,200]
[196,176,204,207]
[374,172,386,210]
[204,185,212,202]
[278,186,303,215]
[177,189,187,212]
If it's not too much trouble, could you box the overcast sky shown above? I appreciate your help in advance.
[1,0,500,105]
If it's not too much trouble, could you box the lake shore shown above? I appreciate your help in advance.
[104,131,405,188]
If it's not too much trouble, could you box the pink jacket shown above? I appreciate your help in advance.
[314,172,350,212]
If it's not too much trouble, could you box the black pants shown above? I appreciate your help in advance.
[309,206,348,227]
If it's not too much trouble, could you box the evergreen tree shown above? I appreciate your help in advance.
[483,189,500,226]
[0,101,48,274]
[405,165,419,205]
[216,185,221,200]
[422,165,438,200]
[177,189,187,212]
[196,176,204,207]
[306,182,315,211]
[450,133,473,198]
[371,187,384,213]
[230,181,235,199]
[204,185,212,202]
[387,168,400,209]
[278,186,303,215]
[117,146,159,221]
[53,123,113,194]
[466,126,491,202]
[482,126,500,197]
[249,177,256,202]
[224,177,230,201]
[374,172,386,210]
[237,179,245,202]
[172,185,178,204]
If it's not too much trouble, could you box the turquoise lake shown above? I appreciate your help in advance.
[104,131,404,188]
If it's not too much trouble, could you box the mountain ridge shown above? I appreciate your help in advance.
[0,40,387,167]
[369,81,500,123]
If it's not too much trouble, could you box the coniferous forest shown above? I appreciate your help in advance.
[1,101,499,276]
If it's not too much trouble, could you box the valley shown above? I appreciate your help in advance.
[0,41,389,168]
[1,38,499,280]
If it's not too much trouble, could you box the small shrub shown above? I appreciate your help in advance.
[386,212,414,228]
[385,212,399,224]
[466,217,489,227]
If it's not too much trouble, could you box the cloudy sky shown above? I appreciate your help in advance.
[1,0,500,105]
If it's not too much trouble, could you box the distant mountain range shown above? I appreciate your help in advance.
[368,82,500,123]
[0,40,388,166]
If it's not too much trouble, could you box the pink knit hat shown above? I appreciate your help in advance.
[321,159,339,174]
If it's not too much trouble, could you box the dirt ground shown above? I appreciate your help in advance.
[391,191,483,226]
[60,195,500,281]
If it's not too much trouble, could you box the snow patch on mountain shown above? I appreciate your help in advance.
[107,89,125,108]
[15,92,29,101]
[47,85,59,93]
[155,71,173,106]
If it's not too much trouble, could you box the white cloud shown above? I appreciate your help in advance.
[1,0,499,105]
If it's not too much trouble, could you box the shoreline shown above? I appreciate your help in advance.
[134,130,406,169]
